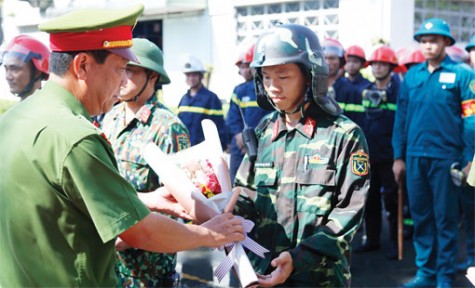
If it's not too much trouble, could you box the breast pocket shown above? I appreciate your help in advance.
[295,168,335,215]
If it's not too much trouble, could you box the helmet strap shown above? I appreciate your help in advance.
[124,71,151,102]
[17,64,41,98]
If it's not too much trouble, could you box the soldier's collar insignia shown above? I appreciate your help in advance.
[350,151,369,176]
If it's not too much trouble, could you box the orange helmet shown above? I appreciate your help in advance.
[368,46,404,73]
[1,35,50,75]
[345,45,368,67]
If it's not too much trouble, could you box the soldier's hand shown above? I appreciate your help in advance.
[393,159,406,184]
[257,251,294,287]
[200,213,244,247]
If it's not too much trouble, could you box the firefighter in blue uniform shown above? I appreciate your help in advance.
[355,46,403,260]
[393,18,475,288]
[177,56,228,149]
[226,44,271,183]
[344,45,371,92]
[323,38,365,127]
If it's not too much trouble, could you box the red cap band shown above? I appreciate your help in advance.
[49,25,133,52]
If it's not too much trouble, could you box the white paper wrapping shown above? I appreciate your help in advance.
[142,119,260,287]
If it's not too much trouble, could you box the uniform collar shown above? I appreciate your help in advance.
[271,106,317,142]
[41,81,92,121]
[135,94,158,123]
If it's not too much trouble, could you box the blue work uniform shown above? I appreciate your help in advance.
[226,80,271,183]
[177,86,228,150]
[348,73,372,93]
[393,55,475,284]
[359,79,399,250]
[333,76,365,127]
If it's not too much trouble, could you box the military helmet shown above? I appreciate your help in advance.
[413,18,455,46]
[251,23,341,116]
[466,34,475,52]
[129,38,170,84]
[0,35,50,75]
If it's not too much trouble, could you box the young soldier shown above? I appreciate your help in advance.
[229,23,370,287]
[101,38,191,287]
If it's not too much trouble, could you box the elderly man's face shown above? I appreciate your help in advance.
[84,53,128,116]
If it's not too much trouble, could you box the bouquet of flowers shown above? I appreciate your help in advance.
[181,158,222,199]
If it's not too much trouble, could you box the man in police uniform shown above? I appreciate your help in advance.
[0,5,244,287]
[101,38,191,287]
[230,24,370,287]
[393,18,475,288]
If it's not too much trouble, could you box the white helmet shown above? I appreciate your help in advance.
[182,55,205,73]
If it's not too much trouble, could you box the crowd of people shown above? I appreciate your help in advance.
[0,3,474,288]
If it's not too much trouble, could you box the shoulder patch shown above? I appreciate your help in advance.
[350,151,369,176]
[469,79,475,95]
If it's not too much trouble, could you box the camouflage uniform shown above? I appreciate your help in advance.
[234,103,370,287]
[102,94,190,287]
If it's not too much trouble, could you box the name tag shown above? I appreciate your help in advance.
[439,72,456,84]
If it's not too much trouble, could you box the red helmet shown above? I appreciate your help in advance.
[346,45,366,60]
[235,43,255,66]
[345,45,368,67]
[368,46,404,72]
[400,49,425,68]
[1,35,50,75]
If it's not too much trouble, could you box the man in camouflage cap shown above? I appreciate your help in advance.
[101,38,191,287]
[229,23,370,287]
[0,5,244,287]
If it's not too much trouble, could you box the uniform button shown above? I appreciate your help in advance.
[442,84,446,89]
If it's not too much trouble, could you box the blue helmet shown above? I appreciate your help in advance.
[466,34,475,52]
[413,18,455,46]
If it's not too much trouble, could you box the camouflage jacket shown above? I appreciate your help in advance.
[101,94,190,286]
[234,103,370,287]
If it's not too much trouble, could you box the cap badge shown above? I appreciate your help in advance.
[424,22,434,30]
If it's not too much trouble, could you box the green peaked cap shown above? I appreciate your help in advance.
[39,4,144,33]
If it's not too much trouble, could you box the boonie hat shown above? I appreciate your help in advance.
[38,4,144,62]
